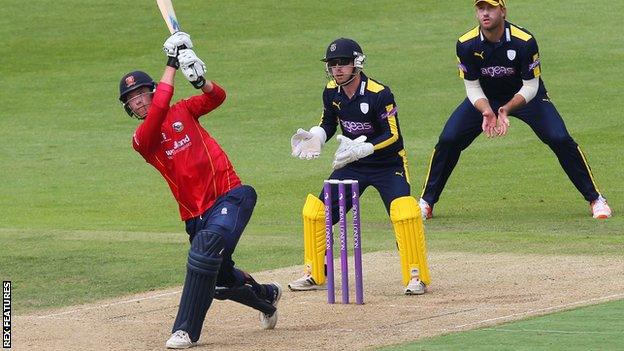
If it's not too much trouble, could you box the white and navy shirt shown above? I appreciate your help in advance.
[456,21,547,102]
[319,73,406,167]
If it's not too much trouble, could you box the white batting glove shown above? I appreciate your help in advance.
[163,31,193,57]
[291,128,323,159]
[178,49,207,88]
[332,135,374,169]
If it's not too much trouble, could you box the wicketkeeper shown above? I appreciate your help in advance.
[118,32,281,349]
[289,38,430,295]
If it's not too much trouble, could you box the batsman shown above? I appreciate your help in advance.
[289,38,430,295]
[118,32,281,349]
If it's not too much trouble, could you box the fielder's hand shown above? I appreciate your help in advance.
[291,128,322,159]
[332,135,374,170]
[163,32,193,68]
[496,106,511,136]
[481,109,497,138]
[178,49,207,89]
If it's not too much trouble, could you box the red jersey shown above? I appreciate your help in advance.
[132,82,241,220]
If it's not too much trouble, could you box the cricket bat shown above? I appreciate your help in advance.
[156,0,181,34]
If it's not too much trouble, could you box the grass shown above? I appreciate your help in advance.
[1,0,623,348]
[380,299,624,350]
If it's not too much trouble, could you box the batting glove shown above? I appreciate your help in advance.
[178,49,207,89]
[163,31,193,68]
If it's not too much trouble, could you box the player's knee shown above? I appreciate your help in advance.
[302,194,325,221]
[437,132,462,147]
[390,196,420,222]
[188,230,224,275]
[236,185,257,209]
[544,133,574,147]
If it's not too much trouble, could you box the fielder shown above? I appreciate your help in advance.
[290,38,430,295]
[419,0,612,220]
[118,32,281,349]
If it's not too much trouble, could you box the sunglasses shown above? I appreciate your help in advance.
[327,58,353,67]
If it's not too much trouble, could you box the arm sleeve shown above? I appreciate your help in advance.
[367,89,400,151]
[132,82,174,155]
[318,89,339,141]
[517,77,539,103]
[521,37,541,80]
[456,41,479,80]
[464,79,488,105]
[180,82,227,119]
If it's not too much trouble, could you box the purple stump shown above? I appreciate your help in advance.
[351,181,364,305]
[338,182,349,304]
[323,181,335,304]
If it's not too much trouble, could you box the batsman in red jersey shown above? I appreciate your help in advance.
[118,32,281,349]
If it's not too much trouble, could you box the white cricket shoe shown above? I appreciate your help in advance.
[287,274,326,291]
[591,195,612,219]
[419,198,433,220]
[404,278,426,295]
[260,282,282,330]
[166,330,196,349]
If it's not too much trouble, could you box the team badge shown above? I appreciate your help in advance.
[125,75,136,87]
[330,43,337,52]
[172,121,184,132]
[507,50,517,61]
[360,103,369,114]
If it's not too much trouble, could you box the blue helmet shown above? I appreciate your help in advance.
[118,71,155,117]
[118,71,155,102]
[322,38,365,69]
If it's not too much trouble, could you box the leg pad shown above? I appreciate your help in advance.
[390,196,431,286]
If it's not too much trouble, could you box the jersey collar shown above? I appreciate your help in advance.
[336,72,368,98]
[479,21,512,43]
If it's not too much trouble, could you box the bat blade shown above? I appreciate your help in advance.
[156,0,180,33]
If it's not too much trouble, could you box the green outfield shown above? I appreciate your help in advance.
[1,0,622,349]
[381,299,624,350]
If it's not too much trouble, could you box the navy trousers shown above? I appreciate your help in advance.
[185,184,257,287]
[421,97,600,205]
[175,185,276,341]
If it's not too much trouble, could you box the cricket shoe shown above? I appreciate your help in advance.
[288,274,326,291]
[419,198,433,220]
[260,282,282,330]
[166,330,196,349]
[404,277,426,295]
[591,195,612,219]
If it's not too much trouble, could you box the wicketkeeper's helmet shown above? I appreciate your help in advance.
[322,38,366,69]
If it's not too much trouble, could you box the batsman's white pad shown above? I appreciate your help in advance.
[390,196,431,286]
[302,194,326,284]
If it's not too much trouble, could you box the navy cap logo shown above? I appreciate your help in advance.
[330,43,337,52]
